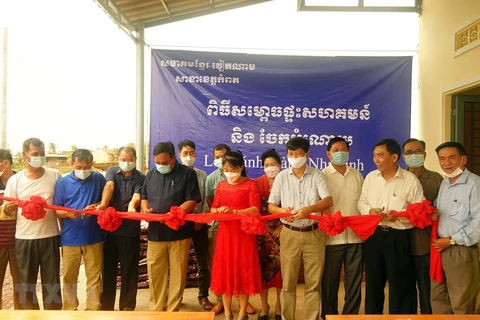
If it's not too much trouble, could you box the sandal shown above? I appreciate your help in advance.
[199,297,214,311]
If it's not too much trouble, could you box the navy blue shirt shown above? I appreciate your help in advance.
[54,171,106,246]
[105,166,145,237]
[142,161,201,241]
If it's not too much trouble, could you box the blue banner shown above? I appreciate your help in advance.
[150,50,412,177]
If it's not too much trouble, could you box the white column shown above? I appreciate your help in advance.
[135,21,145,172]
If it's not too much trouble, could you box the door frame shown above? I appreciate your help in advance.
[441,76,480,142]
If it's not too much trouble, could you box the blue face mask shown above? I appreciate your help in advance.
[156,164,172,174]
[331,151,349,166]
[405,154,425,168]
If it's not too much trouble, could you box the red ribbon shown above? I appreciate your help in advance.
[430,219,444,283]
[0,195,435,239]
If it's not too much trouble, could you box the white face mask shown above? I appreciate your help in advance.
[224,172,241,183]
[441,167,464,178]
[75,169,91,180]
[27,156,46,168]
[214,158,223,169]
[181,156,195,167]
[264,166,280,178]
[287,156,307,169]
[119,161,136,172]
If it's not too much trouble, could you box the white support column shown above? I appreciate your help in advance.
[136,21,145,172]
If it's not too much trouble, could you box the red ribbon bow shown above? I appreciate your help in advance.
[163,206,187,230]
[240,213,267,235]
[21,196,48,221]
[97,207,123,232]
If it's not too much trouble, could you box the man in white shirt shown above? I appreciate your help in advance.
[321,137,364,319]
[358,138,424,314]
[4,138,62,310]
[268,137,333,320]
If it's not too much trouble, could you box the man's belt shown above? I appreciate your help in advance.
[283,223,319,232]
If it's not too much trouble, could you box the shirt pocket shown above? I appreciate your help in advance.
[449,201,467,222]
[391,192,408,210]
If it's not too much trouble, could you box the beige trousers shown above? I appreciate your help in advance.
[431,244,479,314]
[280,227,326,320]
[62,242,104,310]
[147,238,191,311]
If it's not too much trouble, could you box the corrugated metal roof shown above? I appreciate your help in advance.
[95,0,272,31]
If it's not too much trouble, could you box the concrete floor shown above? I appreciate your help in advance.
[65,265,388,319]
[3,263,393,318]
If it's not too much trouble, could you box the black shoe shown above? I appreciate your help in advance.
[258,313,268,320]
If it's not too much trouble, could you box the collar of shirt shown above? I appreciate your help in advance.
[287,165,314,178]
[374,165,403,180]
[442,168,469,186]
[324,163,352,176]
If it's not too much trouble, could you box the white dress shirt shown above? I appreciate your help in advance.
[357,166,425,230]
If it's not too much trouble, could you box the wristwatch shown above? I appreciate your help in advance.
[449,237,456,245]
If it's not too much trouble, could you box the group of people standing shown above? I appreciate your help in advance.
[0,135,479,320]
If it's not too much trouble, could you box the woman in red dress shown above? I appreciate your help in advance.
[255,148,283,320]
[210,150,263,320]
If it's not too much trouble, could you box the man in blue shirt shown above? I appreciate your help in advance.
[141,141,201,312]
[431,141,480,314]
[54,149,106,310]
[97,146,144,311]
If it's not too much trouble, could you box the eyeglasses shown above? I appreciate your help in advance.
[404,149,424,156]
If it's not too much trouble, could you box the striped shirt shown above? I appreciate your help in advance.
[0,175,15,248]
[322,164,364,245]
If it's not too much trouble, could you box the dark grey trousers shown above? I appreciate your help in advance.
[15,236,62,310]
[321,243,363,319]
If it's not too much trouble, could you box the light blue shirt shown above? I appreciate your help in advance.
[436,168,480,246]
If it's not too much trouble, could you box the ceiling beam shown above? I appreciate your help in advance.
[160,0,172,16]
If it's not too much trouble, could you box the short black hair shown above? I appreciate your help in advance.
[261,148,281,167]
[223,150,247,177]
[71,149,93,163]
[327,137,349,151]
[23,138,44,153]
[286,137,310,153]
[375,138,401,159]
[435,141,466,156]
[178,139,196,151]
[118,146,136,158]
[402,138,426,151]
[213,143,231,156]
[0,149,13,165]
[153,141,175,157]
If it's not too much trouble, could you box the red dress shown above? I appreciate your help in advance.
[256,175,283,289]
[210,178,263,297]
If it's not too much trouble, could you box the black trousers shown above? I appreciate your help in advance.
[413,253,432,314]
[192,225,211,299]
[101,233,140,310]
[321,243,363,319]
[364,227,416,314]
[15,236,62,310]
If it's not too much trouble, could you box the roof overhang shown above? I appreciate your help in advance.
[94,0,272,42]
